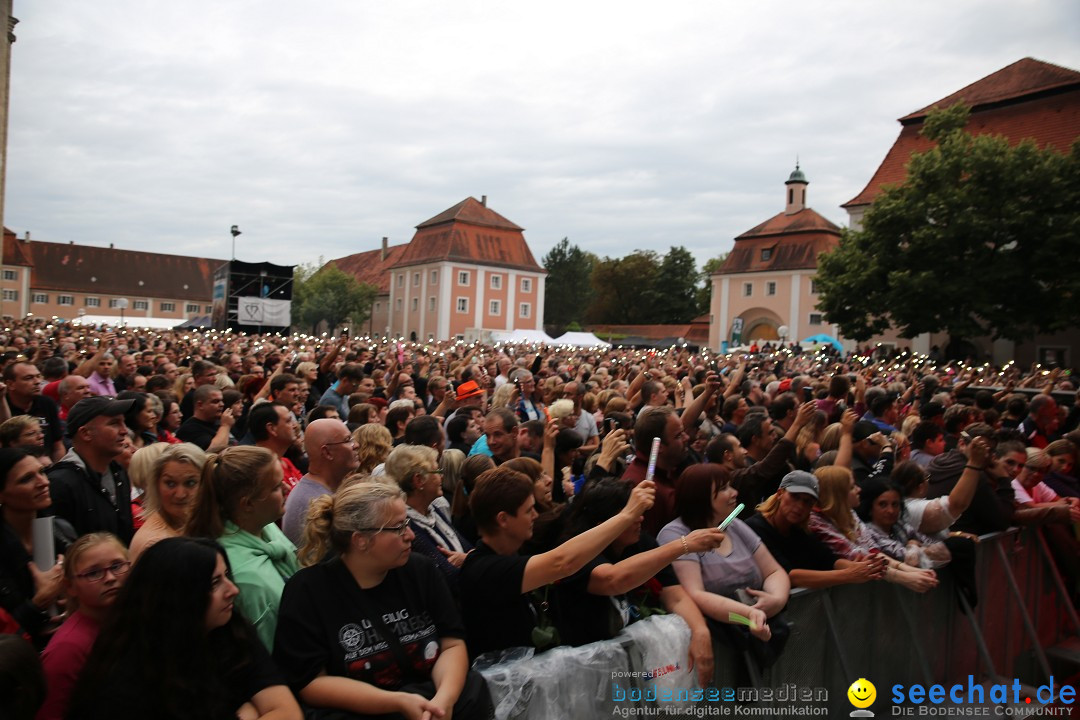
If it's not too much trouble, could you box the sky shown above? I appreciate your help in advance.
[5,1,1080,271]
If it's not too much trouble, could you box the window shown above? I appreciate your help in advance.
[2,270,15,281]
[108,299,121,308]
[58,295,74,306]
[395,298,402,311]
[32,293,48,304]
[490,274,502,290]
[521,278,532,293]
[413,272,420,287]
[85,297,100,307]
[397,274,404,288]
[430,270,438,285]
[160,302,175,312]
[811,280,820,294]
[519,302,531,318]
[743,283,753,297]
[457,271,470,286]
[489,300,501,316]
[205,305,213,313]
[411,298,418,312]
[186,303,199,313]
[761,248,773,261]
[767,282,776,296]
[808,313,823,326]
[456,297,469,313]
[374,302,381,312]
[428,297,436,312]
[1,289,16,301]
[133,300,148,310]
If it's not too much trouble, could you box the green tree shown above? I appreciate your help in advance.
[542,238,595,329]
[695,253,728,316]
[817,103,1080,342]
[653,246,700,323]
[587,250,661,323]
[294,262,377,333]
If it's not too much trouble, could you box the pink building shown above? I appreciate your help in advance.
[708,167,842,349]
[334,197,546,341]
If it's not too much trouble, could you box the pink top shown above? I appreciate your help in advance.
[37,611,101,720]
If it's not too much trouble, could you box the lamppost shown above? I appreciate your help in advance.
[230,225,242,260]
[116,298,129,326]
[778,324,789,347]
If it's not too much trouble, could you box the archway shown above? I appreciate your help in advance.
[736,307,784,342]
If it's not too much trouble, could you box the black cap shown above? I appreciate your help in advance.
[852,420,880,443]
[66,397,135,438]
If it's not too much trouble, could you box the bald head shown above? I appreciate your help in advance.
[304,418,359,488]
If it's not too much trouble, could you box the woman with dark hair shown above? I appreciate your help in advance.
[117,391,159,450]
[0,447,69,648]
[67,536,300,720]
[550,478,723,686]
[154,391,183,444]
[552,427,583,502]
[856,475,951,569]
[503,456,563,554]
[185,446,297,651]
[275,482,492,720]
[659,465,789,647]
[459,468,656,659]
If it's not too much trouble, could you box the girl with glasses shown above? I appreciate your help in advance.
[37,533,129,720]
[67,537,301,720]
[277,482,492,720]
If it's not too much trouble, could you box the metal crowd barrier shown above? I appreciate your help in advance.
[477,527,1079,719]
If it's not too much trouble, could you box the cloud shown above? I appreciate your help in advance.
[5,0,1079,272]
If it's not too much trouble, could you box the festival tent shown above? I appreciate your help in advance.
[801,334,844,352]
[489,329,556,344]
[71,315,182,330]
[553,332,611,348]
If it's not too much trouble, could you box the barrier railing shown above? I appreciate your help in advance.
[477,526,1079,718]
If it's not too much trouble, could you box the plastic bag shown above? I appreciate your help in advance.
[620,613,699,709]
[476,640,631,720]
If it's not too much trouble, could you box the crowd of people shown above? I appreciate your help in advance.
[1,316,1079,719]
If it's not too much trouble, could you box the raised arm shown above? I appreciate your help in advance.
[521,481,655,593]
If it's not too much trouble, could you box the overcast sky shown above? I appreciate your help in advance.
[6,1,1079,271]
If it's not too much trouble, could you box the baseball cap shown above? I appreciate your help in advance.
[66,397,135,438]
[779,470,819,499]
[852,421,880,443]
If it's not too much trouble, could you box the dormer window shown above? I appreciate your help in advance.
[761,247,774,261]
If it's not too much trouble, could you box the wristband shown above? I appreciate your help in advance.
[680,536,689,554]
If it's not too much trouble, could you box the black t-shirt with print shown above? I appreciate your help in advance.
[745,513,837,573]
[274,554,463,693]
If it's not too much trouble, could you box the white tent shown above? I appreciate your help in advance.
[72,315,184,330]
[553,331,612,347]
[489,329,556,344]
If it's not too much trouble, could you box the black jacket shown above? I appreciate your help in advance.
[47,449,134,545]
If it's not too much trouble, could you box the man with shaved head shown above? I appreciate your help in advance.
[281,419,360,544]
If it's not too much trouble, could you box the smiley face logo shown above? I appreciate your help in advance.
[847,677,876,709]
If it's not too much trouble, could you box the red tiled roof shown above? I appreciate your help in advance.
[416,197,523,231]
[2,229,32,267]
[716,208,842,275]
[328,243,408,295]
[25,241,221,299]
[391,198,543,272]
[901,58,1080,122]
[845,59,1080,208]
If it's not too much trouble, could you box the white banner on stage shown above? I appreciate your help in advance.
[237,297,291,325]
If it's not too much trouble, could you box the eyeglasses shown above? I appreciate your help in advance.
[75,560,131,582]
[323,437,356,448]
[426,467,444,475]
[356,520,411,537]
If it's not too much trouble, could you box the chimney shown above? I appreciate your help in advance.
[481,195,487,207]
[381,236,388,261]
[109,243,114,249]
[21,231,28,243]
